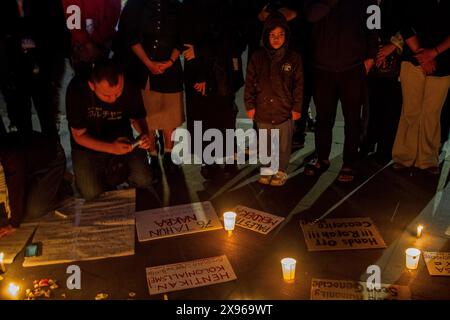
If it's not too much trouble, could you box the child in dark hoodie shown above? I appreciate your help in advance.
[245,13,303,186]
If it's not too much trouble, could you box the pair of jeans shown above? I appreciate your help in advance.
[72,148,153,201]
[313,64,367,167]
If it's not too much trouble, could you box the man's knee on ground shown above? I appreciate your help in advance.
[129,170,153,189]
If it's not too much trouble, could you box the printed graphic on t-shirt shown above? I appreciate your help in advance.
[87,106,123,121]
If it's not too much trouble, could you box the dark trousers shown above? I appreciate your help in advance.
[185,92,237,163]
[313,65,366,167]
[72,148,153,201]
[2,56,65,138]
[366,76,402,159]
[294,57,314,142]
[0,133,66,227]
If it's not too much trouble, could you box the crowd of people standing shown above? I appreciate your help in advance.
[0,0,449,236]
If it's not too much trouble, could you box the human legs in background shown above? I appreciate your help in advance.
[393,62,424,168]
[25,142,66,220]
[415,75,450,170]
[31,57,66,139]
[142,87,184,180]
[338,64,366,181]
[2,71,33,134]
[307,65,365,182]
[257,119,294,186]
[366,76,402,163]
[439,90,450,147]
[304,68,338,177]
[393,62,450,173]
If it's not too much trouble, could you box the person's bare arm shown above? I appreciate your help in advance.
[405,34,422,53]
[159,48,181,72]
[71,128,132,155]
[416,35,450,64]
[130,119,152,150]
[131,43,161,74]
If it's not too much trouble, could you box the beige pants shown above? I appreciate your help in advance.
[393,62,450,168]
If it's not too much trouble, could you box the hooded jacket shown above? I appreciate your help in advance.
[244,14,304,125]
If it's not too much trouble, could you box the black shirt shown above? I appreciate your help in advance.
[118,0,184,92]
[66,77,146,151]
[400,0,450,77]
[305,0,379,72]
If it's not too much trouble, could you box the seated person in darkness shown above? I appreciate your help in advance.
[0,132,66,238]
[66,59,153,200]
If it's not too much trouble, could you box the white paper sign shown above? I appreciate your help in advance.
[423,252,450,276]
[0,223,38,264]
[300,218,387,251]
[311,278,411,300]
[234,206,284,235]
[146,255,237,295]
[23,190,135,267]
[135,201,222,242]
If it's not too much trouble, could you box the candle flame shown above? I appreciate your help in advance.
[8,283,20,298]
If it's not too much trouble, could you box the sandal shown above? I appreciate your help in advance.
[304,159,330,177]
[258,175,272,185]
[270,171,288,187]
[337,167,354,183]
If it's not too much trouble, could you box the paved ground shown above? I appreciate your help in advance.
[1,61,449,300]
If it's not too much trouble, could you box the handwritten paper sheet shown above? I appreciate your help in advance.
[23,189,135,267]
[311,278,411,300]
[0,222,38,264]
[146,255,237,295]
[300,218,387,251]
[234,206,284,235]
[135,201,222,242]
[424,252,450,276]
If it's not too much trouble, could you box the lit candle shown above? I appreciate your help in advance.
[405,248,421,270]
[7,283,20,299]
[281,258,297,282]
[223,212,237,232]
[416,225,424,238]
[0,252,5,273]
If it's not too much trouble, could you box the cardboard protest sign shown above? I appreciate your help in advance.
[146,255,237,295]
[135,201,222,242]
[233,206,284,235]
[23,190,135,267]
[300,217,386,251]
[0,223,38,264]
[310,278,411,300]
[423,252,450,276]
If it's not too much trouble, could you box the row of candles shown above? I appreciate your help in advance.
[0,222,426,298]
[226,212,427,280]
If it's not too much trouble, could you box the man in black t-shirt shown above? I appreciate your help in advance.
[66,60,153,200]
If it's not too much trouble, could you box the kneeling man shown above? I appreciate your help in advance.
[66,59,153,200]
